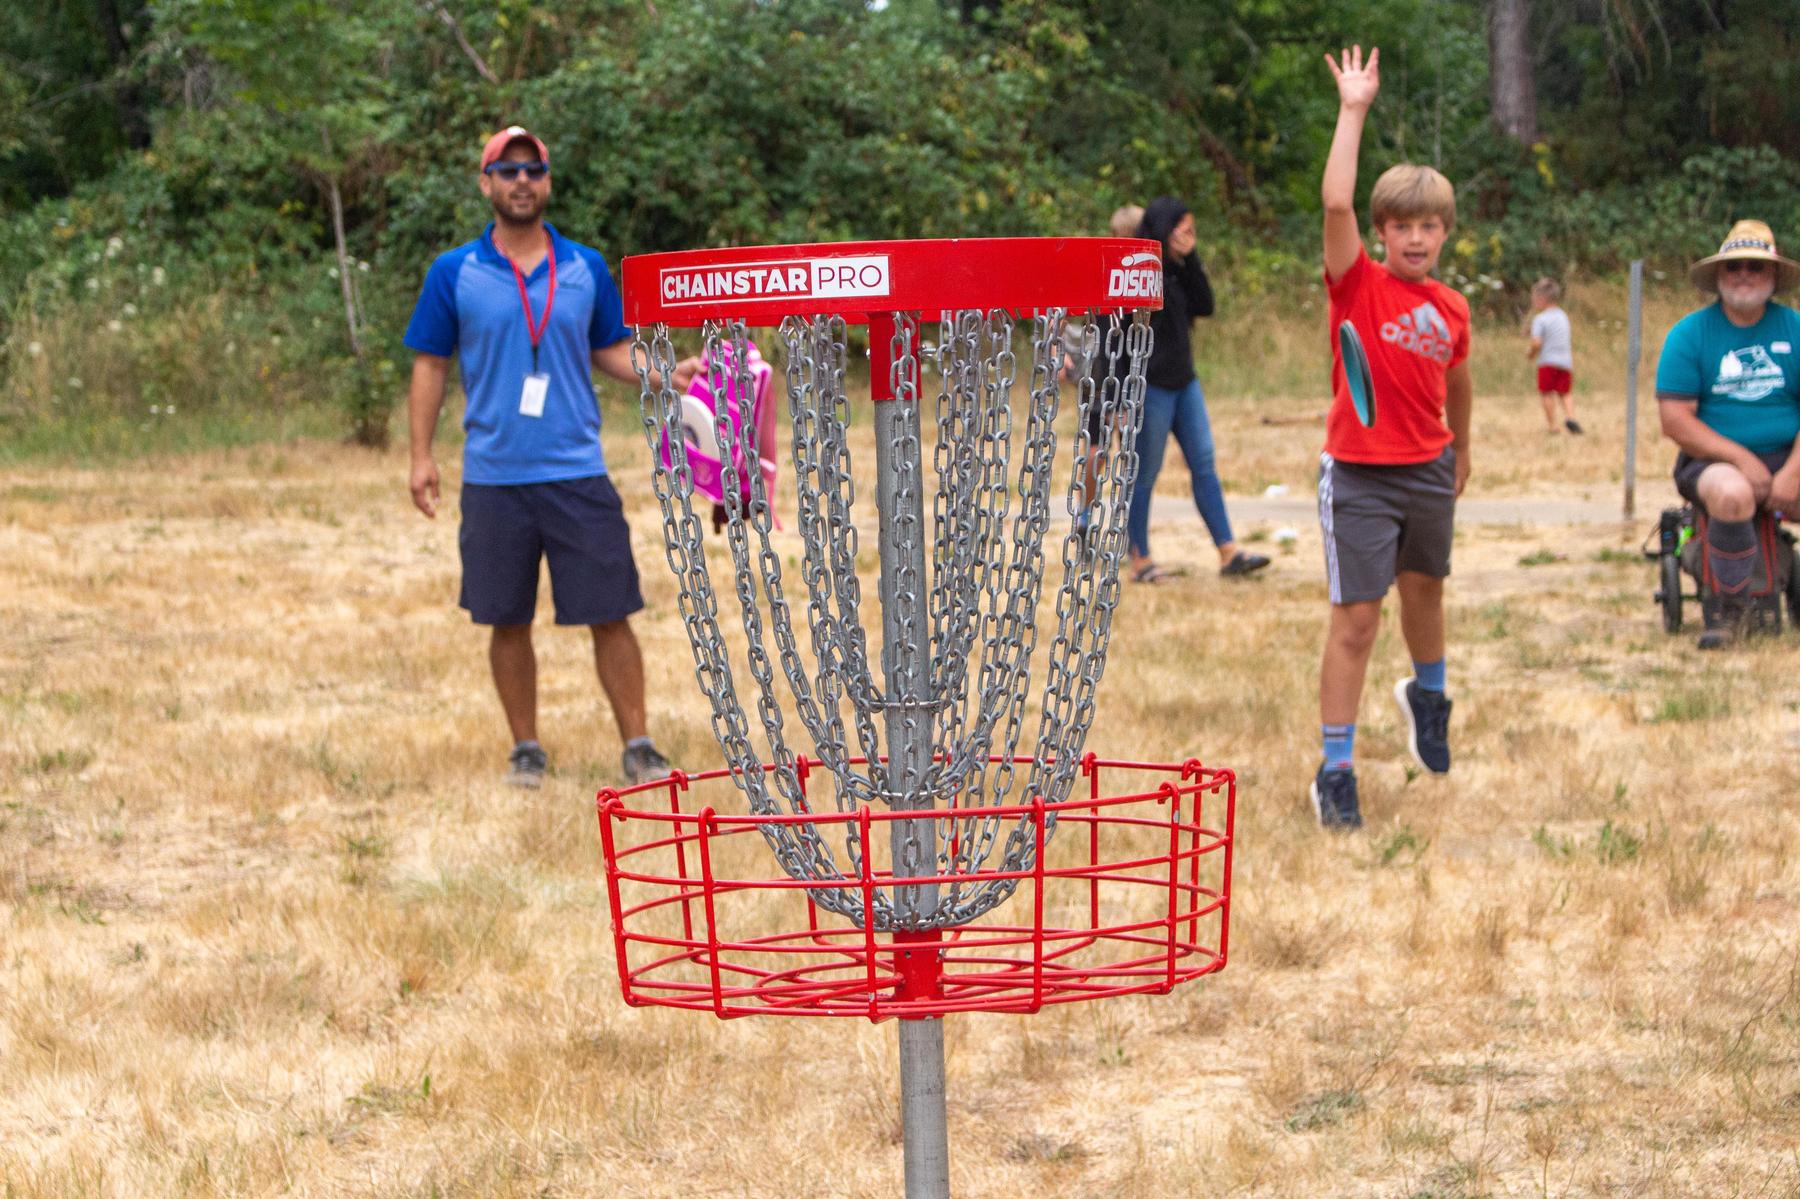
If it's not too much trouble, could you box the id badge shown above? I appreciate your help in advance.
[519,373,549,418]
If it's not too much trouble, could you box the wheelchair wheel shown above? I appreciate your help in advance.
[1787,540,1800,629]
[1659,555,1683,632]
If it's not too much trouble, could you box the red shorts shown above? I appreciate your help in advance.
[1537,365,1572,395]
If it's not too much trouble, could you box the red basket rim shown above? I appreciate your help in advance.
[611,923,1229,1020]
[621,236,1167,327]
[597,748,1231,792]
[597,752,1231,828]
[595,755,1236,1020]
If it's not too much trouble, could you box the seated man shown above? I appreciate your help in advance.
[1657,220,1800,648]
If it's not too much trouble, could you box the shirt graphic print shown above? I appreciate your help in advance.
[1381,301,1455,365]
[1715,346,1784,401]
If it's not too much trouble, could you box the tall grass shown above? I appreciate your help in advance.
[4,267,1701,465]
[5,323,1800,1195]
[0,251,402,462]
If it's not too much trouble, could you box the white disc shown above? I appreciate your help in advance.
[680,394,717,450]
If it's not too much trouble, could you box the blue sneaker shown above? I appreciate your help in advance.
[1394,678,1452,774]
[1309,766,1362,830]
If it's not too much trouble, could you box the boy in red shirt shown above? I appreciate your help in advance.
[1312,45,1474,829]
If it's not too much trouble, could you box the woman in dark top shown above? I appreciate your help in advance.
[1128,196,1268,582]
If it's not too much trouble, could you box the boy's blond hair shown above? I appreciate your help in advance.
[1368,164,1456,232]
[1110,204,1145,238]
[1531,276,1562,301]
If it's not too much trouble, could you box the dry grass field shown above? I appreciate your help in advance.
[7,289,1800,1197]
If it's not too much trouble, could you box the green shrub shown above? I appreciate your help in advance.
[0,0,1794,454]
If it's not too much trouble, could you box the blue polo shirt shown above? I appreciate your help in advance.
[404,222,629,485]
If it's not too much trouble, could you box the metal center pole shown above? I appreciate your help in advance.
[1624,259,1644,520]
[870,313,950,1199]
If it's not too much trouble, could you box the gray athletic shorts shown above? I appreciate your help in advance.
[1318,448,1456,605]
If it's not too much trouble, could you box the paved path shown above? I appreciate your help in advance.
[1212,492,1646,528]
[1044,491,1664,529]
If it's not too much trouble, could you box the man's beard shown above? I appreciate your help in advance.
[1721,276,1775,318]
[491,192,545,227]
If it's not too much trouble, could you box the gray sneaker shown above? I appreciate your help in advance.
[621,741,672,785]
[506,742,548,789]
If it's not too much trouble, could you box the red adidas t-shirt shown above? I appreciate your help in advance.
[1324,248,1471,464]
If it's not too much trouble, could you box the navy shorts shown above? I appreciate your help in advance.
[1318,447,1457,605]
[1673,447,1792,505]
[458,476,645,627]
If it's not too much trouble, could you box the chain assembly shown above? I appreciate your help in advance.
[634,306,1150,930]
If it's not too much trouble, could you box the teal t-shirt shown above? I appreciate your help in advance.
[1655,300,1800,454]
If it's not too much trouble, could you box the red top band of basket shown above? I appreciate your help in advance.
[622,237,1166,327]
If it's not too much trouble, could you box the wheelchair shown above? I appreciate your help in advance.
[1647,504,1800,634]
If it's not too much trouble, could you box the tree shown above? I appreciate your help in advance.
[1487,0,1536,142]
[180,0,411,446]
[0,0,153,207]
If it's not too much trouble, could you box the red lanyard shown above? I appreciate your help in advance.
[495,230,555,372]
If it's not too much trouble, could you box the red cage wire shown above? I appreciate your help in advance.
[595,753,1234,1021]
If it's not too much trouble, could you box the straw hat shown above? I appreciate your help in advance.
[1689,219,1800,294]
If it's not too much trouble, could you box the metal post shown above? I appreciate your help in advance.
[1624,259,1644,520]
[869,314,950,1199]
[896,1018,949,1198]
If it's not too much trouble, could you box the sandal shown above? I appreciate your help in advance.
[1220,552,1271,577]
[1132,562,1176,584]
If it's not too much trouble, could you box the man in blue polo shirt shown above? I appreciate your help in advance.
[405,125,697,786]
[1658,219,1800,649]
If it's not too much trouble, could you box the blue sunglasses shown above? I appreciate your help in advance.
[484,160,548,181]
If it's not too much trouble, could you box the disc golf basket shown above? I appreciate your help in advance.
[599,238,1236,1198]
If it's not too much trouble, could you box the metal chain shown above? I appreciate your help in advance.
[635,301,1150,931]
[638,323,857,914]
[703,322,845,891]
[927,310,1012,899]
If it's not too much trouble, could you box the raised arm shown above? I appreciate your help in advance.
[1181,253,1214,319]
[1322,45,1379,285]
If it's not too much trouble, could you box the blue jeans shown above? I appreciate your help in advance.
[1128,377,1234,558]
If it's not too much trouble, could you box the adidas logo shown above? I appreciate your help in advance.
[1379,301,1454,364]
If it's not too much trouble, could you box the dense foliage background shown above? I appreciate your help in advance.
[2,0,1796,448]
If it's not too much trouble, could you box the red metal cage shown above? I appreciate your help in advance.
[595,754,1234,1021]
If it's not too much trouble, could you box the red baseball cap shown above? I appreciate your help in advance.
[479,125,549,171]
